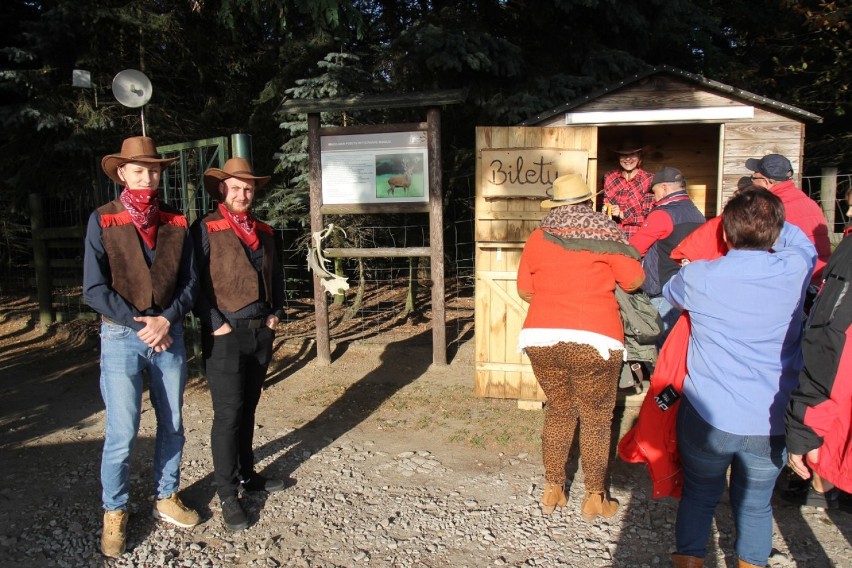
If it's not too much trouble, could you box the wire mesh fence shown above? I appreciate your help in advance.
[6,169,849,343]
[1,179,477,346]
[802,172,852,234]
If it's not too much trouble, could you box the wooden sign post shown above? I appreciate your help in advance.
[280,90,465,366]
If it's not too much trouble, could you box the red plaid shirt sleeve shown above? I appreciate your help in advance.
[602,169,654,237]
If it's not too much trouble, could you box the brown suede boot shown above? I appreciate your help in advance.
[100,510,128,558]
[737,559,763,568]
[671,553,704,567]
[540,482,568,515]
[580,490,619,521]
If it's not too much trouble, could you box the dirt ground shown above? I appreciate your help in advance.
[1,292,851,567]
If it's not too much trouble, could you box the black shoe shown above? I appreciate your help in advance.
[803,487,841,510]
[240,473,286,494]
[221,496,249,531]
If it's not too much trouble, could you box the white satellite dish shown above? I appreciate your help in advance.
[112,69,152,108]
[112,69,153,135]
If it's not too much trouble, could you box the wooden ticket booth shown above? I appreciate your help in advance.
[474,66,821,404]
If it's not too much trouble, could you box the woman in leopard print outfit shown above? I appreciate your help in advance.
[517,174,644,521]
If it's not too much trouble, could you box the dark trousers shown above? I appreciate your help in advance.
[204,325,274,499]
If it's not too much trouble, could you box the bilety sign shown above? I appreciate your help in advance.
[480,148,588,198]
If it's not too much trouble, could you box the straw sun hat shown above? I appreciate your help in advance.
[540,174,593,209]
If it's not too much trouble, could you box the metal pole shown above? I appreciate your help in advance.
[231,133,252,162]
[141,106,146,137]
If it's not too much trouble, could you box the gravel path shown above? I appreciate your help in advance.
[3,405,851,567]
[1,318,850,567]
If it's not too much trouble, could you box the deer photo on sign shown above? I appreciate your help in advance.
[376,153,424,198]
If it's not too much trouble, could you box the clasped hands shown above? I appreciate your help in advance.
[134,315,172,352]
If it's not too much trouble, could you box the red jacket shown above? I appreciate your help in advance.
[771,180,831,281]
[799,327,852,492]
[517,229,644,342]
[670,182,830,282]
[786,234,852,492]
[619,224,726,499]
[618,314,690,498]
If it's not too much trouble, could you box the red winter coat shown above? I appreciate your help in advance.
[619,221,727,499]
[618,314,690,499]
[786,233,852,492]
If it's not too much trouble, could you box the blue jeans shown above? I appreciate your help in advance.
[675,397,786,565]
[99,321,187,511]
[650,295,679,349]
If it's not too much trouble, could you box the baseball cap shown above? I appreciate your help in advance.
[745,154,793,180]
[651,167,685,187]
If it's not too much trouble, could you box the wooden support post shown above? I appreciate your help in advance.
[308,113,331,365]
[427,107,446,366]
[29,193,53,327]
[820,166,838,232]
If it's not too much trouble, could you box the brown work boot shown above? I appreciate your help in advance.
[738,559,763,568]
[100,509,128,558]
[540,481,568,515]
[580,490,619,521]
[671,553,704,567]
[153,493,201,528]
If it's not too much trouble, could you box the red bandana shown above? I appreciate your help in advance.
[218,203,260,250]
[119,188,159,249]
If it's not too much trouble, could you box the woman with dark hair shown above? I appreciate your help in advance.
[517,173,644,521]
[663,188,816,568]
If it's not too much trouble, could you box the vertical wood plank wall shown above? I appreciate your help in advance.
[474,126,597,400]
[719,109,804,207]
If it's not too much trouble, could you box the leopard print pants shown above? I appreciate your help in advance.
[525,342,622,492]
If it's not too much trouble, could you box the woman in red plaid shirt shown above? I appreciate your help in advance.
[602,139,654,239]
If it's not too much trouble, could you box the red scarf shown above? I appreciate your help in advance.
[218,203,260,250]
[119,188,159,249]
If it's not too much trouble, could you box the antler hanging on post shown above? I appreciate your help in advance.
[306,224,350,296]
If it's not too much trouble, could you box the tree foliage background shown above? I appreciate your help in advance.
[2,0,850,237]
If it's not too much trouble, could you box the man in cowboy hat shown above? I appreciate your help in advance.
[602,138,654,239]
[83,136,200,558]
[191,157,287,531]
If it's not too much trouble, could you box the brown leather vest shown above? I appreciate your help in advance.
[98,200,187,312]
[202,209,275,313]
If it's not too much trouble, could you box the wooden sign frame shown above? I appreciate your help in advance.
[280,90,466,366]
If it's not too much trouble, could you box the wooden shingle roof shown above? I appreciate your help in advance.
[518,65,822,126]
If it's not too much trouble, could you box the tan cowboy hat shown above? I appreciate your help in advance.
[609,137,647,155]
[203,157,271,198]
[101,136,178,185]
[541,174,593,208]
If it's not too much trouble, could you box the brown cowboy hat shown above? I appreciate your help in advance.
[609,138,647,155]
[101,136,178,185]
[203,157,271,198]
